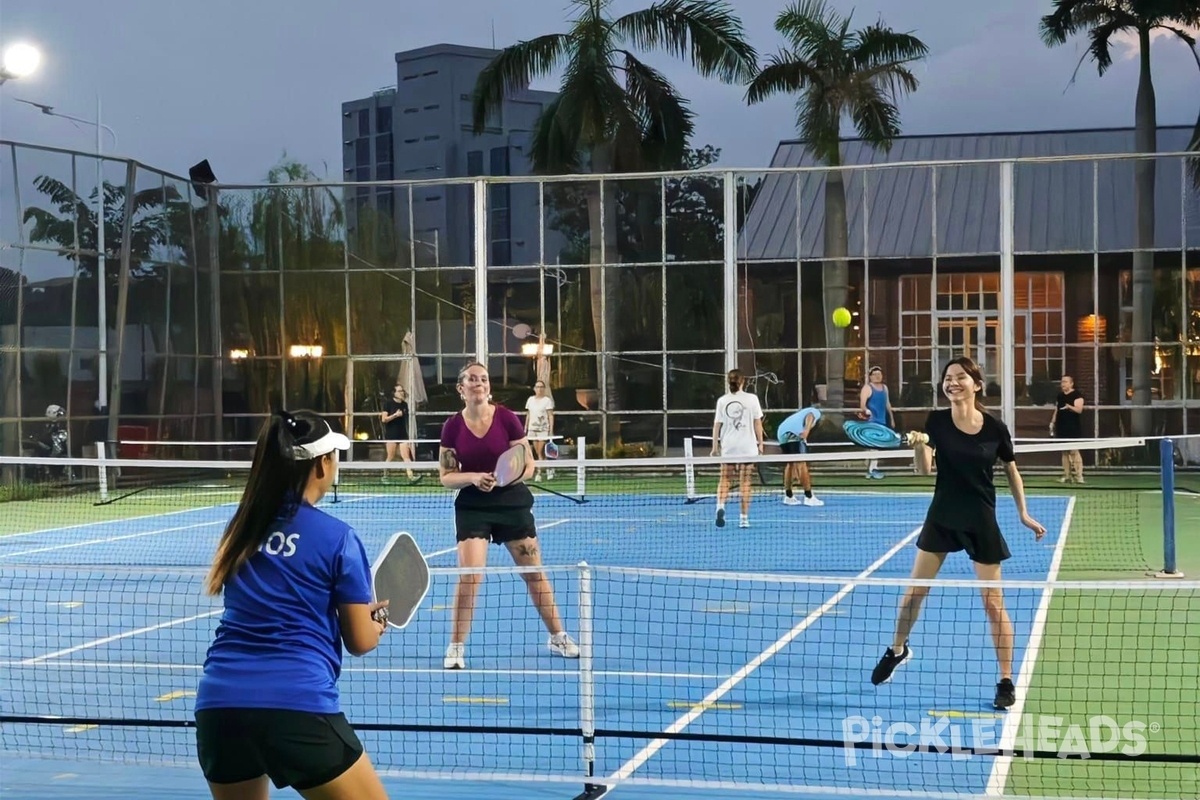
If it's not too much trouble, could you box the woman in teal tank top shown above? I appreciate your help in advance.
[859,367,894,479]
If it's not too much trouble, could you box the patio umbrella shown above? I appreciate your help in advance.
[397,330,427,407]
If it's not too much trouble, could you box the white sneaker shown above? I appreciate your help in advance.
[803,495,824,507]
[535,471,543,482]
[739,514,750,528]
[443,642,465,669]
[548,632,580,658]
[783,495,801,505]
[547,469,555,480]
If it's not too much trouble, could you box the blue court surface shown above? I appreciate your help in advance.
[0,487,1074,799]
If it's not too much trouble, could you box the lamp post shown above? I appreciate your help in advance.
[15,95,117,411]
[0,42,40,86]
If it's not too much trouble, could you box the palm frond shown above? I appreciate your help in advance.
[620,50,694,168]
[850,26,928,73]
[471,33,572,133]
[1087,16,1128,75]
[796,92,841,165]
[776,0,842,48]
[744,50,823,105]
[612,0,757,82]
[849,85,903,148]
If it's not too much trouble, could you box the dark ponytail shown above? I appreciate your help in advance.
[204,410,324,595]
[727,369,744,394]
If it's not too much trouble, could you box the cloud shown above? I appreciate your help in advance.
[1111,22,1200,62]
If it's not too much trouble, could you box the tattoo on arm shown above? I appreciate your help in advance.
[440,449,458,472]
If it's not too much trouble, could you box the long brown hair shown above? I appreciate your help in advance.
[727,369,745,393]
[203,410,328,595]
[940,356,988,414]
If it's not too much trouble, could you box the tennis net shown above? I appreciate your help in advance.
[1,566,1197,799]
[0,435,1193,576]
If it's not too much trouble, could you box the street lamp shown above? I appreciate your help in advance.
[15,95,117,411]
[0,42,41,85]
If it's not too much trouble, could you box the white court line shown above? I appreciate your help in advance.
[0,521,222,559]
[0,660,725,680]
[18,610,222,665]
[0,503,234,539]
[985,495,1076,796]
[426,546,457,558]
[606,524,923,783]
[540,518,570,530]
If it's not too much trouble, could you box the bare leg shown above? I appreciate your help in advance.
[1060,451,1070,482]
[505,537,564,635]
[451,538,489,643]
[207,776,269,800]
[891,549,947,650]
[739,463,753,515]
[299,751,389,800]
[1071,450,1083,482]
[717,463,733,507]
[398,442,416,479]
[974,561,1013,680]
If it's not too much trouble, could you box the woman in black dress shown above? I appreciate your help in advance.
[381,385,418,482]
[871,357,1046,710]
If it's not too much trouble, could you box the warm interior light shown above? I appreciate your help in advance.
[289,344,323,358]
[522,342,553,356]
[228,348,249,360]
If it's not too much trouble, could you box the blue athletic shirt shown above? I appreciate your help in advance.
[195,500,374,715]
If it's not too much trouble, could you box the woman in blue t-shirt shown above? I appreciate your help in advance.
[195,410,392,800]
[437,362,578,670]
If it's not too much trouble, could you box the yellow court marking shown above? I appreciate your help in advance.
[432,604,452,611]
[64,725,98,734]
[667,701,742,711]
[52,773,79,780]
[702,603,751,614]
[49,602,83,609]
[928,710,1005,720]
[155,690,197,703]
[0,616,14,624]
[443,696,509,705]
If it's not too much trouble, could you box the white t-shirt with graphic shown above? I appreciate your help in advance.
[714,390,763,457]
[525,394,555,440]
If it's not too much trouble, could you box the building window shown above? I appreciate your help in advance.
[375,133,393,162]
[466,150,483,177]
[356,166,370,182]
[377,163,393,181]
[897,273,1064,402]
[490,146,510,176]
[357,109,370,137]
[375,112,392,134]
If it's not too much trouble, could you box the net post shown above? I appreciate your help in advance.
[95,440,109,503]
[575,437,587,500]
[684,437,697,501]
[572,561,609,799]
[1153,437,1184,578]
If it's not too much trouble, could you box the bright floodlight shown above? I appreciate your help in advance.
[2,43,41,78]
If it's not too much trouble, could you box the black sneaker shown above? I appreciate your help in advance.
[993,678,1016,710]
[871,643,912,685]
[716,508,726,528]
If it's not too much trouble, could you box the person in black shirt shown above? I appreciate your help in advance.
[871,356,1046,710]
[1050,375,1085,483]
[381,385,419,483]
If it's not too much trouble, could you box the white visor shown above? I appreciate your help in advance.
[292,430,351,460]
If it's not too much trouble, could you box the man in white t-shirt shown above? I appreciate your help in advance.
[524,381,555,480]
[710,369,764,529]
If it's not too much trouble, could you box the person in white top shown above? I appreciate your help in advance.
[524,380,556,481]
[710,369,765,529]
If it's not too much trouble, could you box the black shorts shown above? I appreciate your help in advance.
[917,522,1011,565]
[455,507,538,545]
[195,708,363,790]
[779,440,809,456]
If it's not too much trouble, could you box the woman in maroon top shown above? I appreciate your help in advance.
[437,362,579,670]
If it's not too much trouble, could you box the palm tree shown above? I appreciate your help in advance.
[746,0,927,404]
[471,0,757,438]
[1041,0,1200,434]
